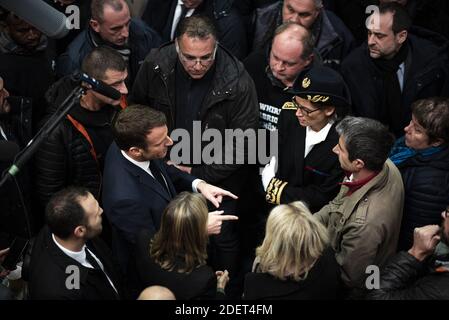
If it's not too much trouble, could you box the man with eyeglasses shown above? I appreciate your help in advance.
[130,15,258,298]
[367,206,449,299]
[262,66,348,212]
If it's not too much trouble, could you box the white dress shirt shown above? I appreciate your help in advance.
[52,234,118,293]
[170,0,195,40]
[304,121,334,158]
[121,150,202,192]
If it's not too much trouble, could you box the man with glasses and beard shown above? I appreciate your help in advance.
[367,206,449,299]
[130,15,258,297]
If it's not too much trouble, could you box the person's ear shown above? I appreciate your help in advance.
[90,19,100,33]
[353,158,365,171]
[73,225,86,238]
[431,138,444,147]
[324,106,336,117]
[128,146,142,157]
[396,30,408,45]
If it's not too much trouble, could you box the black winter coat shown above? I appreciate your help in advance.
[56,19,161,86]
[396,147,449,251]
[341,29,449,137]
[249,2,355,69]
[130,43,259,191]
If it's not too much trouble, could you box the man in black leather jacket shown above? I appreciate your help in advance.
[367,207,449,300]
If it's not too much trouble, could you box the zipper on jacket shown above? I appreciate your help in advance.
[154,65,175,129]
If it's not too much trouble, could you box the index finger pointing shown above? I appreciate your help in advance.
[221,190,238,199]
[218,215,239,221]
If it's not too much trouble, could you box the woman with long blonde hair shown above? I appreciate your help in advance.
[244,201,340,299]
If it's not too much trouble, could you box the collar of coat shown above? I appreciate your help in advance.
[329,159,401,224]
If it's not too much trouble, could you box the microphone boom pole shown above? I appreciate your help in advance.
[0,85,85,188]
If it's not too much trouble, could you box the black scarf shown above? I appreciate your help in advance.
[372,41,409,137]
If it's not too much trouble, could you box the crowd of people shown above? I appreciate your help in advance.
[0,0,448,300]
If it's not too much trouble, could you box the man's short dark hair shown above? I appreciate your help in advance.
[379,2,412,34]
[81,46,127,81]
[336,116,395,172]
[412,97,449,145]
[45,187,90,239]
[113,104,167,150]
[91,0,126,23]
[177,15,218,41]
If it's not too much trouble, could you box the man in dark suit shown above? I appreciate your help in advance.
[28,187,123,300]
[142,0,247,59]
[102,105,238,271]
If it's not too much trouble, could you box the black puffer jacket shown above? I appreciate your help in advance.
[34,77,117,205]
[130,42,259,190]
[396,147,449,251]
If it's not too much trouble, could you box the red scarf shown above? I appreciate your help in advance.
[340,171,379,197]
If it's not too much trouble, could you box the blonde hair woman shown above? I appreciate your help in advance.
[244,202,340,299]
[135,192,229,299]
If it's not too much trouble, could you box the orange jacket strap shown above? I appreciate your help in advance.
[66,114,98,163]
[120,95,127,109]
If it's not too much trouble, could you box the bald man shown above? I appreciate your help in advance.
[137,286,176,300]
[244,21,317,131]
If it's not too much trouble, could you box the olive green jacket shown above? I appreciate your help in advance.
[315,159,404,288]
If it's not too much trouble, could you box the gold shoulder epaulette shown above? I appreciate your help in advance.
[265,178,288,205]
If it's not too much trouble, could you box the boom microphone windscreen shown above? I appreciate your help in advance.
[0,0,70,39]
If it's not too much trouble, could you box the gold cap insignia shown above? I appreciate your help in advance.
[307,95,330,103]
[282,101,297,110]
[302,77,311,89]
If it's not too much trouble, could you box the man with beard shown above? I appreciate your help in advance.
[367,206,449,299]
[341,2,449,138]
[28,187,124,300]
[57,0,161,86]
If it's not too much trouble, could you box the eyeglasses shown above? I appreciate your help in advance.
[291,97,321,116]
[176,42,217,67]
